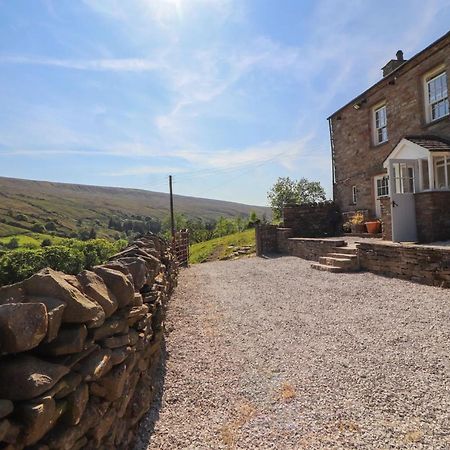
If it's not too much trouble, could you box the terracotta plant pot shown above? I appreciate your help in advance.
[365,221,381,234]
[350,223,366,234]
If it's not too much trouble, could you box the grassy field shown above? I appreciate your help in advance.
[0,176,270,239]
[0,232,65,248]
[189,229,256,264]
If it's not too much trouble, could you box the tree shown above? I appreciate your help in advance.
[267,177,327,220]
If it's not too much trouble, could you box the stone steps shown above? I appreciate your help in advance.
[311,245,360,273]
[309,263,345,273]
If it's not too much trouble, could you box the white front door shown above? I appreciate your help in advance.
[373,174,389,218]
[388,160,418,242]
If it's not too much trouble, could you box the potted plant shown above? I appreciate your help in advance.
[350,211,366,234]
[365,219,381,234]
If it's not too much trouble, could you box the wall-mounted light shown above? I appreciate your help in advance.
[353,98,367,110]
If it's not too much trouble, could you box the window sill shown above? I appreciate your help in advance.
[422,114,449,129]
[371,140,389,149]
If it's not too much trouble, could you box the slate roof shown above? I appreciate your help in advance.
[406,135,450,152]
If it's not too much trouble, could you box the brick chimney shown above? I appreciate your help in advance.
[382,50,407,77]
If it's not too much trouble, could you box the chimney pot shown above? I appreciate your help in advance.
[396,50,404,61]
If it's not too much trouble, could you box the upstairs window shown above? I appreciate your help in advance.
[374,105,388,144]
[426,70,449,122]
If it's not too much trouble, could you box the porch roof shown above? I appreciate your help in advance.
[405,135,450,152]
[383,135,450,168]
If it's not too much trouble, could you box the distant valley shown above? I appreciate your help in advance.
[0,176,270,239]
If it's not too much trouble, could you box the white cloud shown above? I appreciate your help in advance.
[101,165,186,176]
[0,56,165,72]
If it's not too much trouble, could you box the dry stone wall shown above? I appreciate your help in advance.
[0,234,177,450]
[358,241,450,288]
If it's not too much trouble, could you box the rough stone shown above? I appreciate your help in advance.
[73,348,112,381]
[102,334,130,349]
[126,304,149,326]
[44,303,66,343]
[22,269,104,324]
[93,266,134,308]
[131,292,144,306]
[0,419,20,444]
[0,355,69,401]
[0,283,25,304]
[110,346,134,365]
[16,396,63,446]
[63,383,88,426]
[76,270,118,318]
[0,400,13,419]
[90,316,129,341]
[38,325,88,356]
[50,372,83,400]
[115,257,148,291]
[0,303,48,353]
[90,362,127,401]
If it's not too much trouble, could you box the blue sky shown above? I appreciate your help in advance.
[0,0,449,206]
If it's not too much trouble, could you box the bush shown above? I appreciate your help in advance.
[6,238,19,250]
[31,223,45,233]
[41,238,52,247]
[0,238,128,286]
[45,221,57,231]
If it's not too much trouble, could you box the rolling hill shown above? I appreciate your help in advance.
[0,176,270,238]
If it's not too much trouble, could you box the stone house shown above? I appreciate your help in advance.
[328,31,450,242]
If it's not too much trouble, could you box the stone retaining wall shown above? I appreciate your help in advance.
[288,238,346,261]
[255,224,278,256]
[0,234,178,449]
[358,241,450,288]
[283,202,341,237]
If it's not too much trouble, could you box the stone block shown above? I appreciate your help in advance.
[0,303,48,353]
[0,355,69,401]
[93,267,135,308]
[22,269,104,325]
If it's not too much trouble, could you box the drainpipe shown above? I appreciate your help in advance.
[328,118,336,201]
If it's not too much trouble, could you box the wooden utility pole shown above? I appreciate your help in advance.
[169,175,175,238]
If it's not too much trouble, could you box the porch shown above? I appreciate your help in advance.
[382,135,450,243]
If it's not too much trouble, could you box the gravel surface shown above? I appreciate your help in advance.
[135,256,450,449]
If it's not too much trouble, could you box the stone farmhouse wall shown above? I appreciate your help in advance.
[0,234,177,449]
[330,32,450,217]
[358,241,450,288]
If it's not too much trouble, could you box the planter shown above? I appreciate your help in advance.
[365,221,381,234]
[351,223,366,234]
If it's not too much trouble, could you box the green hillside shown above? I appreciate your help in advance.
[189,229,256,264]
[0,177,270,239]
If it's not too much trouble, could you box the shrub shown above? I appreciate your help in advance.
[45,221,57,231]
[6,238,19,250]
[31,223,45,233]
[41,238,52,247]
[0,238,127,285]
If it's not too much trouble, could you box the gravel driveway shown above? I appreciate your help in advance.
[135,256,450,449]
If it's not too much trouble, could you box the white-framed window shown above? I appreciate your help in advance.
[352,185,357,204]
[425,69,449,122]
[373,104,388,144]
[434,155,450,189]
[376,175,389,197]
[392,162,415,194]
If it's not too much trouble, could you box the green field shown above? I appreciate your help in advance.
[0,232,65,248]
[189,229,256,264]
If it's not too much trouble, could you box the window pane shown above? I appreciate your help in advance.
[428,72,449,121]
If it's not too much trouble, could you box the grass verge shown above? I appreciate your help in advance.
[189,229,256,264]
